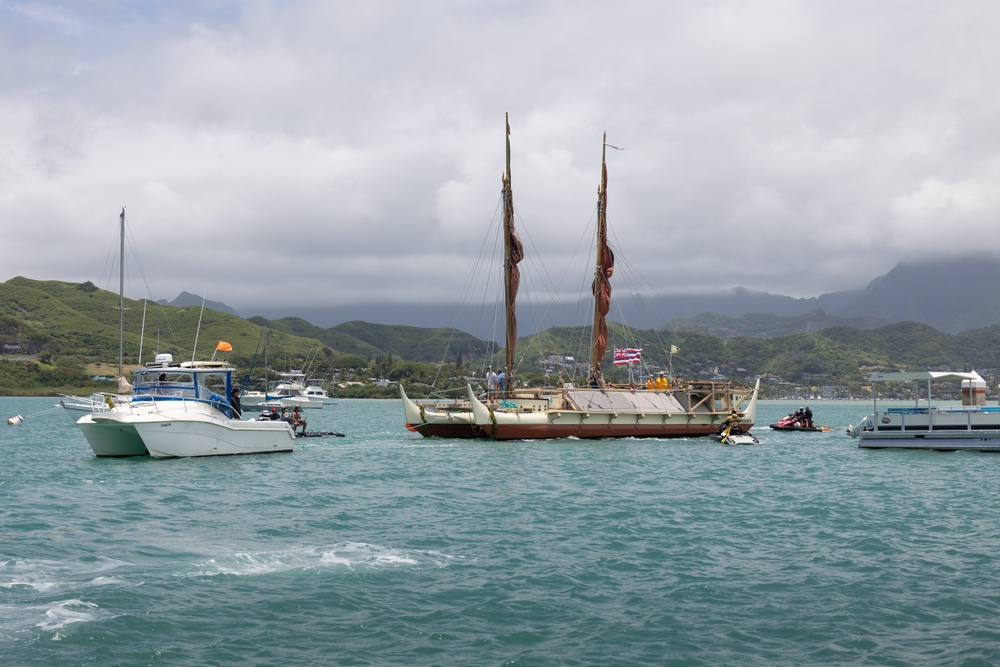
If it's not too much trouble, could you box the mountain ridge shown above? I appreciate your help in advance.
[233,255,1000,337]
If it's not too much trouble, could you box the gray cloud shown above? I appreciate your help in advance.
[3,0,999,317]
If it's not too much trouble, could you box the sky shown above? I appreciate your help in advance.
[3,0,1000,321]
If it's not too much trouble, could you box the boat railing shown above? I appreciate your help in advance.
[885,405,996,415]
[867,403,999,434]
[130,394,235,418]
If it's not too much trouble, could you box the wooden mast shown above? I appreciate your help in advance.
[502,113,523,388]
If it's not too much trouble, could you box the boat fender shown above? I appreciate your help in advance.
[7,415,24,426]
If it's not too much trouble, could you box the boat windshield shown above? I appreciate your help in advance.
[134,370,197,399]
[132,369,231,405]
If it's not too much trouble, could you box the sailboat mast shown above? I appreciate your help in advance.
[590,134,613,384]
[118,208,125,378]
[502,113,523,382]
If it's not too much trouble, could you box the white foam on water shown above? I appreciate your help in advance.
[187,542,458,577]
[37,599,100,633]
[318,542,420,568]
[0,556,131,595]
[197,551,293,576]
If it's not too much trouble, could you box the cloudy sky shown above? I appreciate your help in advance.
[3,0,1000,321]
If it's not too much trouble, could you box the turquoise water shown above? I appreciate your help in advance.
[3,397,1000,666]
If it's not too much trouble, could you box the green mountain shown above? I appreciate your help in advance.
[6,276,1000,396]
[249,317,486,363]
[0,277,491,370]
[664,309,888,338]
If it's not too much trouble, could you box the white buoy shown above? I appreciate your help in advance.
[7,415,24,426]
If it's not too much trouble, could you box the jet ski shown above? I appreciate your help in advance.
[710,425,760,445]
[769,414,830,432]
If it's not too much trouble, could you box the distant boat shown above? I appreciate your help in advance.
[77,353,295,458]
[847,370,1000,451]
[58,385,131,424]
[267,371,323,409]
[58,209,134,422]
[304,379,336,404]
[239,329,321,409]
[403,117,759,440]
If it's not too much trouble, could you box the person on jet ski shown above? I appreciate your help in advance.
[719,409,744,435]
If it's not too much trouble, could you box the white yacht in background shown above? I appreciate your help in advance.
[267,371,322,409]
[239,371,322,409]
[304,379,335,405]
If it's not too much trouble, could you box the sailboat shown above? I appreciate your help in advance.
[462,132,760,440]
[399,114,523,437]
[58,209,135,425]
[401,120,759,440]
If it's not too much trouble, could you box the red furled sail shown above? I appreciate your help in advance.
[504,114,524,378]
[590,133,614,383]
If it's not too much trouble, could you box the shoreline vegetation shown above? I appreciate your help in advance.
[5,278,1000,401]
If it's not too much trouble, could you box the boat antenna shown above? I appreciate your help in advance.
[242,327,265,392]
[191,286,207,363]
[118,208,125,377]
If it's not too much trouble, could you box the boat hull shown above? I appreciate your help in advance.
[466,383,759,441]
[857,431,1000,451]
[770,424,823,432]
[76,414,148,457]
[130,414,296,458]
[710,432,760,445]
[476,419,742,440]
[400,386,481,438]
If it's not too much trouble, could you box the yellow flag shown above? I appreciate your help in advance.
[216,341,233,352]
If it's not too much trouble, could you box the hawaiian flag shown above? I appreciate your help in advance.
[613,348,642,366]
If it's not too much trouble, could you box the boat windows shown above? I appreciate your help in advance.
[199,373,228,394]
[133,370,197,398]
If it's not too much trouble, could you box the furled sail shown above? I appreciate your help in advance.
[590,134,614,383]
[504,114,524,377]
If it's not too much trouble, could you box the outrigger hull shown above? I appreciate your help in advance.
[400,386,480,438]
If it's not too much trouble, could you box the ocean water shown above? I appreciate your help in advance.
[2,397,1000,666]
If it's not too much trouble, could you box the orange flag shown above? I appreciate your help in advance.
[216,341,233,352]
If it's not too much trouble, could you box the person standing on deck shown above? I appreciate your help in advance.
[486,367,498,400]
[230,386,242,419]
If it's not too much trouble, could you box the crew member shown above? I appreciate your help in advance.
[230,386,242,419]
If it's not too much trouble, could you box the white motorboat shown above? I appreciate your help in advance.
[266,372,323,409]
[304,380,335,405]
[847,371,1000,451]
[77,354,295,458]
[58,391,130,424]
